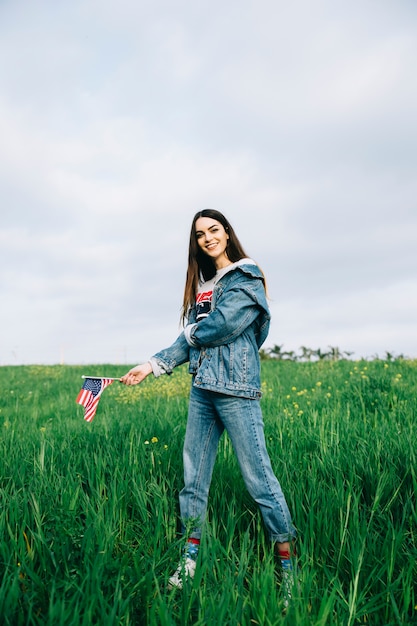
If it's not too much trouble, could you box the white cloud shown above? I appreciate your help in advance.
[271,278,417,359]
[0,0,416,364]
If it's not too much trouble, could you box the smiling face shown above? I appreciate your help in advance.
[195,216,231,269]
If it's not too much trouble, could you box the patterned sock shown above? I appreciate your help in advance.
[184,538,200,561]
[281,558,293,572]
[277,549,293,571]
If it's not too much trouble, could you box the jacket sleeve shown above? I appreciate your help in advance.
[151,331,190,374]
[185,280,264,348]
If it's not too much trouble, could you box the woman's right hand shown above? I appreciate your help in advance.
[120,362,153,385]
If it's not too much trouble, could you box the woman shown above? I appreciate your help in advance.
[121,209,297,597]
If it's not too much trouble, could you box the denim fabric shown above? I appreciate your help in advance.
[152,264,271,399]
[179,385,296,544]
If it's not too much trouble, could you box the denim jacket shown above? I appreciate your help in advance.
[151,263,271,399]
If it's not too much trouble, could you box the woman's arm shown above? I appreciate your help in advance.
[185,280,266,348]
[120,330,191,384]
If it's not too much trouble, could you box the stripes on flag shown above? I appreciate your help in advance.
[76,377,114,422]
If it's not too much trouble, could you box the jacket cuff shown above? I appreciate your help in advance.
[184,323,198,347]
[148,357,168,378]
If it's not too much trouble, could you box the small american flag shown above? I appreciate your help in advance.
[76,377,114,422]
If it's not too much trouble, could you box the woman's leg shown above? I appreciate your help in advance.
[178,385,224,539]
[211,393,296,543]
[169,386,224,588]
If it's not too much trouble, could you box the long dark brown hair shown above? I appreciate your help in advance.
[181,209,250,323]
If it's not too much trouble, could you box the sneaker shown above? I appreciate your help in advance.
[167,556,196,590]
[280,559,300,608]
[281,567,295,607]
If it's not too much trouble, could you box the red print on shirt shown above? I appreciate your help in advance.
[196,290,213,320]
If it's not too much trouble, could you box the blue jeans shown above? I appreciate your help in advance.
[179,385,296,544]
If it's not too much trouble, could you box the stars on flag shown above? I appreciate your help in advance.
[76,377,115,422]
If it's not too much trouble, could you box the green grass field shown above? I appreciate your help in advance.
[0,360,416,625]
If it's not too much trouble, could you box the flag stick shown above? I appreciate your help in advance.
[81,375,121,381]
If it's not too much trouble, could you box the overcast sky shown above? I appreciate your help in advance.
[1,0,416,366]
